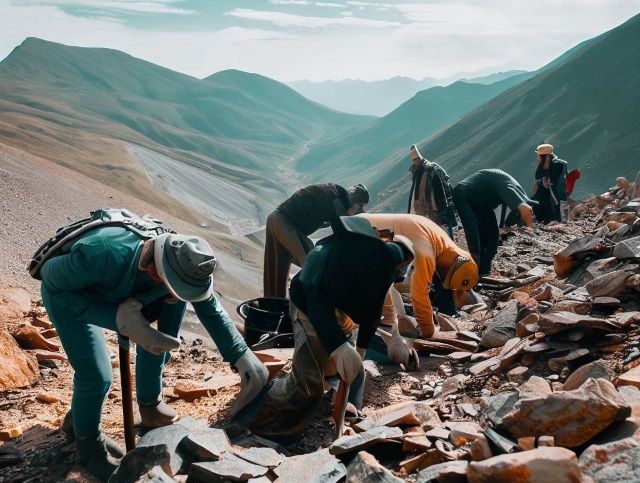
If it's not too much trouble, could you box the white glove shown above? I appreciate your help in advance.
[330,342,363,384]
[377,324,419,370]
[231,350,269,416]
[115,298,181,355]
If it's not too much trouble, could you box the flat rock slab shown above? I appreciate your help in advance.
[480,300,518,348]
[563,360,613,391]
[416,460,469,483]
[183,428,231,461]
[109,445,172,482]
[467,447,581,483]
[135,417,202,475]
[232,446,286,468]
[331,426,403,455]
[274,448,337,483]
[346,451,403,483]
[503,378,631,447]
[613,236,640,260]
[1,287,31,313]
[190,452,268,482]
[579,437,640,482]
[0,331,39,392]
[538,311,620,335]
[355,401,441,432]
[485,391,519,427]
[585,270,632,298]
[616,365,640,389]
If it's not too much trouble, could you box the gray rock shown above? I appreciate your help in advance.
[579,437,640,482]
[416,460,469,483]
[108,445,172,483]
[480,300,518,348]
[232,446,285,468]
[136,466,175,482]
[614,236,640,260]
[183,428,231,461]
[346,451,403,483]
[309,458,348,483]
[274,449,337,483]
[330,426,403,455]
[189,452,268,482]
[485,391,519,426]
[585,270,632,298]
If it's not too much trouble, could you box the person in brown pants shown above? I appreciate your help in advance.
[263,183,369,298]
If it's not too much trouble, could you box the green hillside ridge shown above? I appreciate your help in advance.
[294,74,533,187]
[369,14,640,213]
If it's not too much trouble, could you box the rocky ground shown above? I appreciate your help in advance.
[1,153,640,482]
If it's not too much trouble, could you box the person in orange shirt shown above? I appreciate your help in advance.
[358,213,479,337]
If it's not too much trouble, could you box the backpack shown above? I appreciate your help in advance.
[28,208,175,280]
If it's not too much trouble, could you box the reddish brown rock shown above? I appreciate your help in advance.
[0,331,39,392]
[346,451,403,483]
[416,460,468,483]
[503,378,631,448]
[585,270,632,297]
[467,447,581,483]
[173,380,215,402]
[355,401,441,432]
[2,286,31,313]
[11,323,60,351]
[274,449,339,483]
[0,426,22,442]
[563,360,613,391]
[615,365,640,389]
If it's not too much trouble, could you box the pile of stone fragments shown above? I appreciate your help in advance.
[1,172,640,483]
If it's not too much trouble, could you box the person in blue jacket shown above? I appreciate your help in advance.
[40,226,268,481]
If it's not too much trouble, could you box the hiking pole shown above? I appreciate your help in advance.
[118,335,136,452]
[333,378,350,440]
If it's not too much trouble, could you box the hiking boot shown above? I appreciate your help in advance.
[75,430,120,482]
[138,399,178,428]
[62,411,125,458]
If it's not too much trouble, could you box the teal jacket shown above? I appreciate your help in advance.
[40,226,247,364]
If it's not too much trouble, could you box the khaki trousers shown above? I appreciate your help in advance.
[263,211,314,298]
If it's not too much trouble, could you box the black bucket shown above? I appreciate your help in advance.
[236,297,293,348]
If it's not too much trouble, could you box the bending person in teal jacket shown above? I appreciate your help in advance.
[40,226,268,481]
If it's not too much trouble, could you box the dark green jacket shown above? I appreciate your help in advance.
[40,226,247,364]
[289,231,401,354]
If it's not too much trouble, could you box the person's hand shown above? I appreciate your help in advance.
[330,342,363,384]
[377,325,419,370]
[116,298,181,355]
[231,350,269,416]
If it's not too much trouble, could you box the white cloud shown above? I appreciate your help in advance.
[315,2,343,7]
[268,0,309,5]
[16,0,195,15]
[346,1,394,8]
[224,8,402,28]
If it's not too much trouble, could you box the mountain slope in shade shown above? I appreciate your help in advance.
[368,29,627,211]
[294,73,533,187]
[0,38,370,232]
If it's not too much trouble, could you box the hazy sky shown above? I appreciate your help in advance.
[1,0,639,81]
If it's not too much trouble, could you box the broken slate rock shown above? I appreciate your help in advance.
[0,331,39,392]
[519,376,551,398]
[579,437,640,483]
[416,460,468,483]
[232,446,286,468]
[445,421,483,447]
[108,445,172,483]
[330,426,403,455]
[274,448,337,483]
[309,458,348,483]
[467,447,581,483]
[346,451,403,483]
[563,360,613,391]
[538,311,620,335]
[355,401,441,432]
[189,452,268,482]
[585,270,632,298]
[135,417,202,476]
[484,391,519,427]
[183,428,232,461]
[503,378,631,447]
[480,300,518,348]
[613,236,640,260]
[616,364,640,389]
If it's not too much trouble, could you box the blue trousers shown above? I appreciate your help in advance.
[41,285,185,436]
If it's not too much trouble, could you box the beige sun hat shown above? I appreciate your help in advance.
[536,144,554,155]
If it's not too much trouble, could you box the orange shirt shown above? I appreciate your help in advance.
[358,213,475,334]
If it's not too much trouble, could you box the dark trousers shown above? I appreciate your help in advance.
[263,211,314,298]
[453,187,499,276]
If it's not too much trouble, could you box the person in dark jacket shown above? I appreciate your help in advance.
[40,226,268,481]
[453,169,535,276]
[263,183,369,298]
[531,143,569,223]
[408,144,457,238]
[244,217,414,439]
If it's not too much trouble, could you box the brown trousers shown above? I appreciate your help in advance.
[249,303,338,439]
[263,211,314,298]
